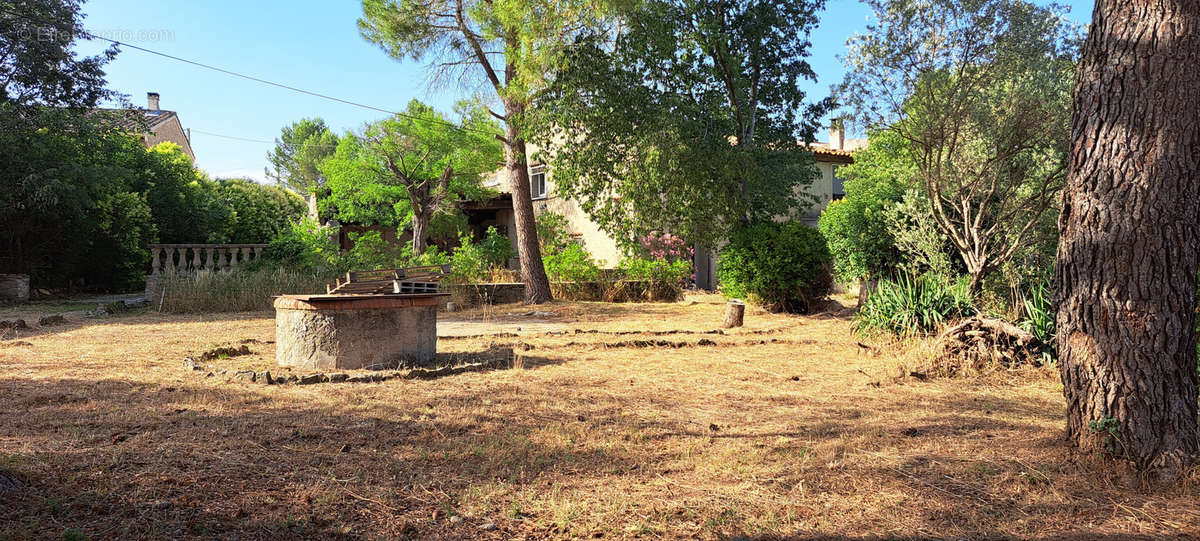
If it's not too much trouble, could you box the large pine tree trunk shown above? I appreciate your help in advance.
[1055,0,1200,479]
[503,106,553,304]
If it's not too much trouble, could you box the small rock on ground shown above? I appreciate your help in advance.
[37,315,66,327]
[0,471,23,493]
[480,522,497,531]
[0,319,29,331]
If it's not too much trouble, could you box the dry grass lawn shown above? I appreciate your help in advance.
[1,293,1199,539]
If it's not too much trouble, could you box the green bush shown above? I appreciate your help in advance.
[342,231,404,271]
[536,211,573,254]
[254,218,342,273]
[717,222,833,313]
[544,243,601,283]
[617,256,690,285]
[853,273,976,337]
[450,226,516,283]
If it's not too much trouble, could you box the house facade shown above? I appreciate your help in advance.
[473,124,867,286]
[102,92,196,161]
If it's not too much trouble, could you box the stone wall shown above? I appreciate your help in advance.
[0,274,29,303]
[442,283,527,309]
[275,295,440,370]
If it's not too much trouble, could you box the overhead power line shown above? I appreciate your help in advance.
[0,6,496,136]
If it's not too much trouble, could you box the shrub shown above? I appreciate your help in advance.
[544,243,601,283]
[254,218,341,273]
[157,268,329,313]
[637,231,693,263]
[618,257,690,285]
[853,273,976,337]
[536,211,573,254]
[717,222,833,313]
[884,189,955,276]
[342,231,404,271]
[450,226,515,283]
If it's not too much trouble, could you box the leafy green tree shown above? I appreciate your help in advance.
[321,100,501,254]
[839,0,1078,292]
[266,118,338,196]
[818,130,914,283]
[214,178,307,243]
[0,0,116,111]
[319,134,407,228]
[128,142,230,243]
[532,0,828,251]
[0,109,146,285]
[85,191,156,291]
[358,0,615,302]
[0,0,132,286]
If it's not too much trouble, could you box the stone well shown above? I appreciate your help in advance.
[274,293,446,370]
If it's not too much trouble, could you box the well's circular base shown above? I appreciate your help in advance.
[274,294,443,370]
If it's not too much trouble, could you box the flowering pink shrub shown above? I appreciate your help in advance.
[640,231,694,263]
[624,231,695,287]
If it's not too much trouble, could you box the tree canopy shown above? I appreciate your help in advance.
[266,118,339,195]
[357,0,619,302]
[320,100,502,253]
[839,0,1079,291]
[818,130,914,283]
[531,0,829,250]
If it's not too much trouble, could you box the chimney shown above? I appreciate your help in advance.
[147,92,160,111]
[829,119,844,151]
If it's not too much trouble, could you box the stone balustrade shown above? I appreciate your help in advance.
[149,244,268,275]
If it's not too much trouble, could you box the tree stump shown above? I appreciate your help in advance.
[722,299,745,328]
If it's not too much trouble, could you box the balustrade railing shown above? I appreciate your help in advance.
[149,244,268,275]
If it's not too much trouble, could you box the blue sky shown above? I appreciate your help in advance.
[77,0,1095,182]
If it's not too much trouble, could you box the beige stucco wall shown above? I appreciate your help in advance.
[795,160,846,226]
[485,148,624,268]
[533,166,624,267]
[487,148,850,270]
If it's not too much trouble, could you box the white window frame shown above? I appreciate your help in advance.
[530,167,547,200]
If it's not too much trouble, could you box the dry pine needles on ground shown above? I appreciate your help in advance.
[0,293,1197,539]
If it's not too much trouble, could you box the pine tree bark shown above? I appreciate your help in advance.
[503,101,553,304]
[1055,0,1200,479]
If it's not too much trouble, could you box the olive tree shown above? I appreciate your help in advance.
[839,0,1079,292]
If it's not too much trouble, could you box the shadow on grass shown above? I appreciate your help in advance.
[0,374,643,539]
[0,368,1187,539]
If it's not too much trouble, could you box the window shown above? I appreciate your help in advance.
[530,168,547,199]
[831,165,846,201]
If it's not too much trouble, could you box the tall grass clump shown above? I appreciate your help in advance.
[854,273,976,337]
[157,268,330,313]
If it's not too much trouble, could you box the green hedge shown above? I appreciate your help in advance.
[718,222,833,313]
